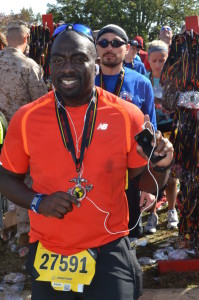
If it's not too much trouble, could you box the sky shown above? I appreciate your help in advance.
[1,0,57,15]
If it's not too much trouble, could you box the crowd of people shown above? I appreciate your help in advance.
[0,18,198,300]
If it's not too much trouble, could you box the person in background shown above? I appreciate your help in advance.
[0,32,7,50]
[0,21,48,244]
[159,25,173,47]
[95,24,157,238]
[124,40,146,75]
[0,20,48,122]
[95,25,156,130]
[133,35,151,72]
[144,40,178,233]
[126,40,141,62]
[133,36,147,63]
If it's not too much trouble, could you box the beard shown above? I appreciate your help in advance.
[101,54,123,68]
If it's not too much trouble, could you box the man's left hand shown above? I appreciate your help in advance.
[136,115,174,167]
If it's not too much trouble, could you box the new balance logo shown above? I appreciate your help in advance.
[97,123,108,130]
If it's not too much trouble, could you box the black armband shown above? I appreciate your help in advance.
[152,161,173,173]
[131,172,143,188]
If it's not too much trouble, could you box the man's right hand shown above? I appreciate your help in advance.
[38,192,81,219]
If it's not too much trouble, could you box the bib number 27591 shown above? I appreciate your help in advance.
[33,242,97,293]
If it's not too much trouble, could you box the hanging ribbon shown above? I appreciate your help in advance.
[55,89,98,173]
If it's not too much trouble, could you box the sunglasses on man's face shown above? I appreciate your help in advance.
[161,27,171,31]
[97,39,127,48]
[52,23,94,43]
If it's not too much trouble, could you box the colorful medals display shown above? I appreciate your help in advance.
[29,25,52,90]
[55,89,98,200]
[160,31,199,248]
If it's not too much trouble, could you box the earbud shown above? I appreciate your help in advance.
[141,120,152,130]
[95,64,99,75]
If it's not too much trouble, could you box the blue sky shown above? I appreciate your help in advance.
[1,0,57,15]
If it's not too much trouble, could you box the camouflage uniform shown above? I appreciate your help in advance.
[0,32,7,50]
[0,21,48,238]
[0,48,47,121]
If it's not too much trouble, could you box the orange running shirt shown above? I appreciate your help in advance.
[0,87,146,255]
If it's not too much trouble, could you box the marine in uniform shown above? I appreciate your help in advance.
[0,21,48,240]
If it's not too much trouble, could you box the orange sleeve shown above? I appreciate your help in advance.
[0,109,29,174]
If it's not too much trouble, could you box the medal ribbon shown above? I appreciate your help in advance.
[55,89,98,172]
[100,67,125,96]
[123,61,134,70]
[149,72,154,87]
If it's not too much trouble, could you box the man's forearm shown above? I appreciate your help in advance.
[0,174,35,209]
[0,170,80,219]
[137,166,170,194]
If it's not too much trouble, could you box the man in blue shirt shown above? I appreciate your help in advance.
[95,24,157,238]
[124,40,146,75]
[95,25,156,128]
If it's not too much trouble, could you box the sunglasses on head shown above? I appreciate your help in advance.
[161,27,171,31]
[96,39,127,48]
[52,23,94,43]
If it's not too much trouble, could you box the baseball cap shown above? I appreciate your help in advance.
[134,36,143,49]
[128,40,139,47]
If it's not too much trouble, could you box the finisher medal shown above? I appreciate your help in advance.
[67,176,93,201]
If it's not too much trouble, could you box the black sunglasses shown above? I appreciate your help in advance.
[52,23,94,43]
[97,39,127,48]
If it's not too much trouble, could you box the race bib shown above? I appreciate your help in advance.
[33,242,97,293]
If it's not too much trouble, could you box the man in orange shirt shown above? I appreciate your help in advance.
[0,24,173,300]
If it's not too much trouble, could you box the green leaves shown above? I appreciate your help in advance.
[1,0,198,45]
[46,0,198,44]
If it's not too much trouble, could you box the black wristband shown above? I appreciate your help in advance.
[152,161,172,173]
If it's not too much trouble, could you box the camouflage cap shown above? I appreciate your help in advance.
[7,21,30,35]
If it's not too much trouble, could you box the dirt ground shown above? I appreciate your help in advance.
[0,205,199,297]
[137,207,199,289]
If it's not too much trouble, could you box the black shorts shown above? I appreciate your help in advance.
[26,236,142,300]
